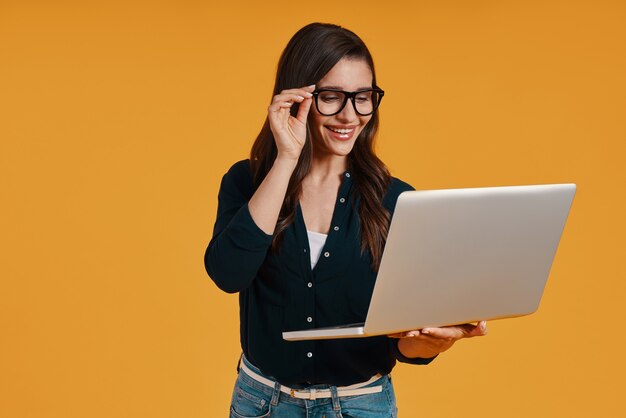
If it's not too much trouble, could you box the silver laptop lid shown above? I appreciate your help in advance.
[363,183,576,335]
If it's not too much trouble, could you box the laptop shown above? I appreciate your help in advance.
[282,183,576,341]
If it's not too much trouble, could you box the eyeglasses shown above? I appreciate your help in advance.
[312,88,385,116]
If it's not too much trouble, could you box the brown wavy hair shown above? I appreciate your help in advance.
[250,22,391,272]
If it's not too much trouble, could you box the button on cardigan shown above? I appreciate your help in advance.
[204,159,436,386]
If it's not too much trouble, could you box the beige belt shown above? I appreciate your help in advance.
[239,361,384,400]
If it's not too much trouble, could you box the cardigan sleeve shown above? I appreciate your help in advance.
[389,338,438,365]
[204,160,273,293]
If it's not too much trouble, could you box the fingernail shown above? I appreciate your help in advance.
[308,84,316,89]
[304,92,313,97]
[422,329,430,334]
[408,331,419,337]
[297,95,304,100]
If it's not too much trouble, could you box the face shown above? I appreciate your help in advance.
[308,57,374,158]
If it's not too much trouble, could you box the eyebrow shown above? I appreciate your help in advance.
[317,85,373,91]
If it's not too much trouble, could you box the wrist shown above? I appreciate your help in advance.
[274,154,300,168]
[397,337,441,359]
[392,338,439,365]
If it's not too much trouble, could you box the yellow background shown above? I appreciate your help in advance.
[1,1,624,417]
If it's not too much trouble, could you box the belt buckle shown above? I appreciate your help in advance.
[290,388,317,400]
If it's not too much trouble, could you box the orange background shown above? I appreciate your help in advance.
[1,1,625,417]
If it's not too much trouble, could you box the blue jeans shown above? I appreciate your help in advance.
[229,356,398,418]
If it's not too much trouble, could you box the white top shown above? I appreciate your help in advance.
[306,230,328,270]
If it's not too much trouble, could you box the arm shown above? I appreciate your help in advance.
[204,157,299,293]
[204,85,315,293]
[203,160,276,293]
[248,157,298,234]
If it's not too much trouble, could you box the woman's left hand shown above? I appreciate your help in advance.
[389,321,488,359]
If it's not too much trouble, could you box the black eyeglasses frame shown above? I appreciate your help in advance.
[311,87,385,116]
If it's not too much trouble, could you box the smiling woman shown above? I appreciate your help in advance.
[203,22,487,417]
[307,61,372,153]
[308,58,379,154]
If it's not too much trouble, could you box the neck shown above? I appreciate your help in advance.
[307,154,348,184]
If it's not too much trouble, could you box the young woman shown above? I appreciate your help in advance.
[205,22,487,418]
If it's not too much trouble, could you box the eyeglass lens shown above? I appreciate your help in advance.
[316,90,381,116]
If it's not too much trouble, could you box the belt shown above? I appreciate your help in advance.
[239,360,384,400]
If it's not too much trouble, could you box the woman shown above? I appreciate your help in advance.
[205,22,487,418]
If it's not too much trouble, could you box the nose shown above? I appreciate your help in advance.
[335,98,358,122]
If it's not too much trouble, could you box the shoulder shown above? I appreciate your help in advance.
[389,177,415,194]
[218,159,254,199]
[224,159,252,179]
[383,176,416,213]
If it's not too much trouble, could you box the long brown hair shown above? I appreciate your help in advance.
[250,22,391,272]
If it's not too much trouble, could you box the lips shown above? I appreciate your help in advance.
[325,125,357,141]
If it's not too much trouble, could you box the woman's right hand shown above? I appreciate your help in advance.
[267,84,315,162]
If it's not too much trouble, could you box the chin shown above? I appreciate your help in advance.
[326,141,357,157]
[322,132,360,155]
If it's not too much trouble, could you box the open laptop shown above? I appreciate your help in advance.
[282,183,576,341]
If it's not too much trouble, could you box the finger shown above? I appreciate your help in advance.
[420,326,465,340]
[273,86,315,102]
[469,321,488,337]
[295,97,312,124]
[456,321,488,337]
[278,85,316,96]
[422,322,489,340]
[272,93,307,105]
[387,330,420,339]
[268,102,295,112]
[267,107,292,133]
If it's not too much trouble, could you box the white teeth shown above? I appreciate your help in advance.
[328,127,354,134]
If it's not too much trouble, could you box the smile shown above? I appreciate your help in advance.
[327,127,355,134]
[325,126,358,141]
